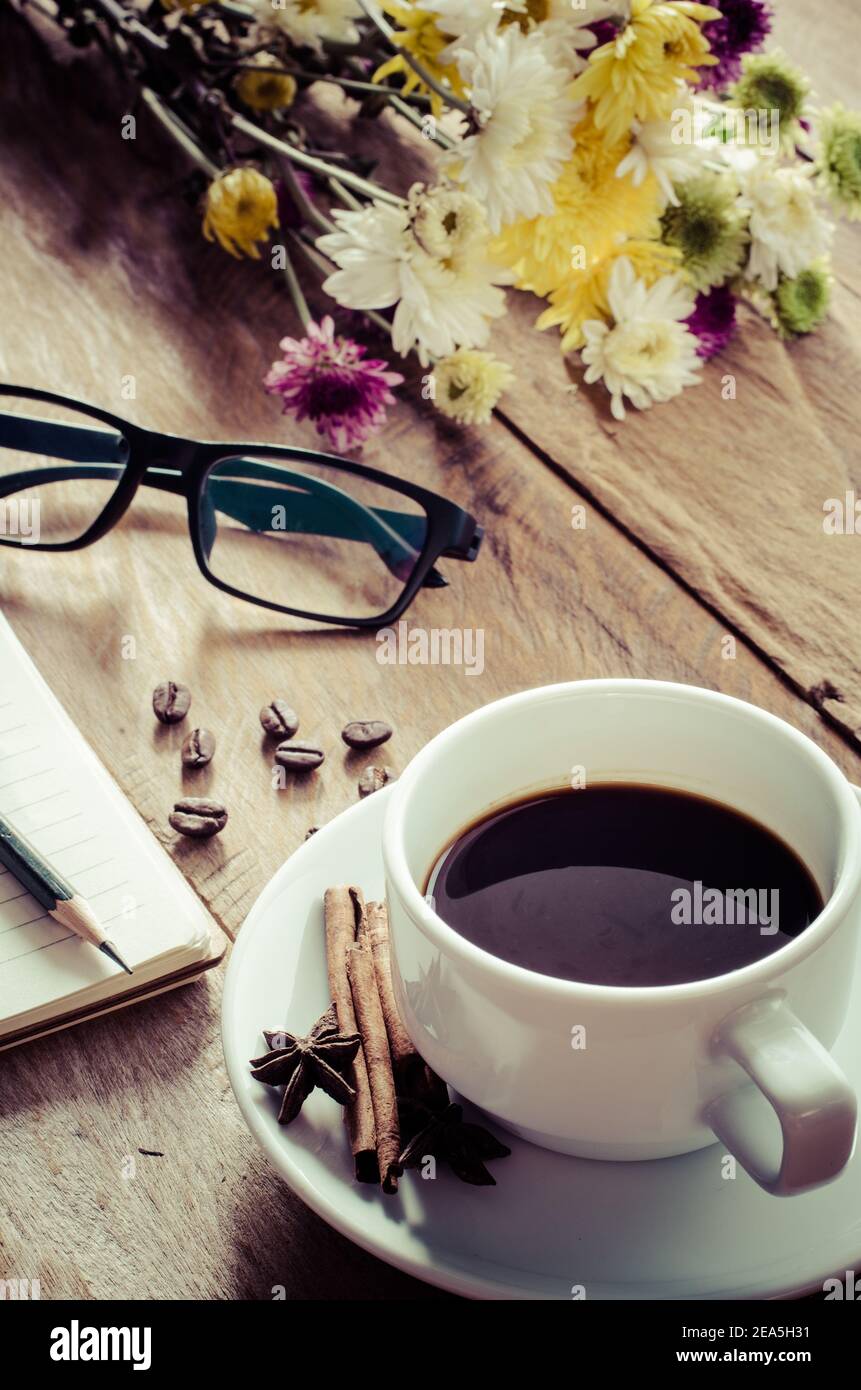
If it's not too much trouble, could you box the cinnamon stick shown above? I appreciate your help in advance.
[362,901,449,1112]
[323,886,378,1183]
[360,902,414,1070]
[347,942,401,1194]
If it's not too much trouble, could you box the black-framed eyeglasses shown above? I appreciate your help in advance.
[0,386,484,628]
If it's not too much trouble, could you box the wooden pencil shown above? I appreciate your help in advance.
[0,811,133,974]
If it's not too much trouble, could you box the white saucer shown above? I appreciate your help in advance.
[222,786,861,1300]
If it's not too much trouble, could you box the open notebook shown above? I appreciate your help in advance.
[0,610,223,1050]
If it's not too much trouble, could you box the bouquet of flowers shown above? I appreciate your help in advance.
[34,0,861,439]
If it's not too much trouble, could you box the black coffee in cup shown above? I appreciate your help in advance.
[426,784,823,987]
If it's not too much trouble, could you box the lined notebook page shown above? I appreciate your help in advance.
[0,611,214,1036]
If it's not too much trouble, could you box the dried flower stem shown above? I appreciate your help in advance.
[208,55,427,108]
[280,243,311,330]
[297,68,433,107]
[279,158,335,235]
[231,112,405,207]
[141,87,221,179]
[89,0,168,52]
[356,0,472,116]
[328,177,363,211]
[388,93,457,150]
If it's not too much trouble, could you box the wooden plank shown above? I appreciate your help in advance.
[480,0,861,744]
[1,4,859,1300]
[491,285,861,737]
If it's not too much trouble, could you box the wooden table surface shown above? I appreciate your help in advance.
[1,0,859,1300]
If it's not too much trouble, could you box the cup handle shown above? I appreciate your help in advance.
[705,994,857,1195]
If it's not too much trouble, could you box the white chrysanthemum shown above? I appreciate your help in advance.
[407,183,487,268]
[522,7,598,75]
[418,0,600,73]
[443,26,581,233]
[390,256,506,364]
[317,189,507,366]
[246,0,361,51]
[317,201,410,308]
[738,161,834,292]
[580,257,701,421]
[415,0,495,49]
[616,96,712,206]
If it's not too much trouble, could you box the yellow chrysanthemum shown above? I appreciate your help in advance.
[571,0,720,145]
[374,4,466,118]
[235,60,297,114]
[431,350,515,425]
[537,239,683,352]
[491,112,663,297]
[203,168,279,260]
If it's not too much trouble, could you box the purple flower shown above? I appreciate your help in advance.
[589,19,620,47]
[699,0,773,92]
[264,316,404,453]
[686,285,738,360]
[275,171,317,231]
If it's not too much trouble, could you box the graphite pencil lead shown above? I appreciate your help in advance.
[99,940,134,976]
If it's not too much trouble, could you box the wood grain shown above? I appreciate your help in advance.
[0,1,859,1300]
[481,0,861,744]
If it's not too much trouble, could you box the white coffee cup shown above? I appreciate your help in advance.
[382,680,860,1195]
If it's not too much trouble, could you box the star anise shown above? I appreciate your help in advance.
[398,1102,512,1186]
[250,1004,361,1126]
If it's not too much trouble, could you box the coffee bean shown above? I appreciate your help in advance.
[341,720,393,751]
[274,742,325,772]
[153,681,191,725]
[169,797,228,838]
[259,700,300,739]
[181,728,216,767]
[358,766,396,798]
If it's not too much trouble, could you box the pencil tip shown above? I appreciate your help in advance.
[99,940,134,975]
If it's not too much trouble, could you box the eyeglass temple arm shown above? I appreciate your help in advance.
[0,416,457,587]
[200,458,427,585]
